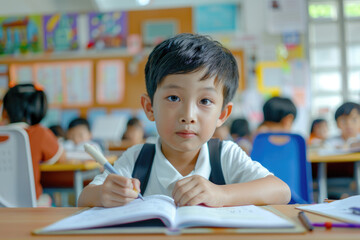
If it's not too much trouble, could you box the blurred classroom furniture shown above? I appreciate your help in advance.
[251,132,313,204]
[1,205,360,239]
[40,155,117,206]
[308,152,360,203]
[0,126,37,207]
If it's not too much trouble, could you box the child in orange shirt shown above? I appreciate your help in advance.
[308,118,329,147]
[2,84,66,206]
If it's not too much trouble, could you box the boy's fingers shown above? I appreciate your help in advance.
[109,174,133,188]
[110,184,138,199]
[177,187,203,206]
[173,177,197,202]
[131,178,141,193]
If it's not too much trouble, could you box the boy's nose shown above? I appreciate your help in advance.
[179,103,197,124]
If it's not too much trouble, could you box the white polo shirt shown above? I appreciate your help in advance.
[90,137,272,197]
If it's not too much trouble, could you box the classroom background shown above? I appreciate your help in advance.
[0,0,360,206]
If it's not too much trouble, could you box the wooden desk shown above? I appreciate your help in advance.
[40,155,117,205]
[308,152,360,203]
[1,205,359,239]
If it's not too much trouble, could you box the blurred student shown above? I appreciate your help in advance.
[63,117,102,152]
[2,83,66,206]
[256,96,297,134]
[308,118,329,147]
[325,102,360,149]
[323,102,360,197]
[120,117,145,149]
[230,118,252,155]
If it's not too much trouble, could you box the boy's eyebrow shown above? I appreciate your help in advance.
[162,84,218,93]
[162,84,182,89]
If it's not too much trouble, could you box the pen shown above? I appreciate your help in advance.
[312,222,360,229]
[298,211,314,231]
[84,143,144,200]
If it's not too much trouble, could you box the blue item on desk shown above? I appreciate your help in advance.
[251,132,313,204]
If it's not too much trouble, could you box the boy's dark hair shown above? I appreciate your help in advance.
[145,33,239,107]
[68,117,90,131]
[263,97,297,122]
[3,83,47,125]
[310,118,326,134]
[230,118,250,138]
[49,124,66,138]
[334,102,360,121]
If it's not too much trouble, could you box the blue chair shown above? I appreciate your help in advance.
[251,132,313,204]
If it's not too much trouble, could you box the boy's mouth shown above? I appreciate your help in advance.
[176,130,197,138]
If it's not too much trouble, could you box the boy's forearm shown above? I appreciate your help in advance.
[221,175,291,206]
[77,184,103,207]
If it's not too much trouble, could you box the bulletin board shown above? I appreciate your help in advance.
[0,7,246,126]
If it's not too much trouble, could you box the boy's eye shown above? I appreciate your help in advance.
[200,98,212,105]
[167,95,180,102]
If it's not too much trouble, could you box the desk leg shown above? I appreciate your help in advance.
[318,162,327,203]
[73,169,101,206]
[74,170,83,206]
[355,161,360,195]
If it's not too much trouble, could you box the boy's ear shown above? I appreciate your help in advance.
[141,94,155,122]
[216,102,233,127]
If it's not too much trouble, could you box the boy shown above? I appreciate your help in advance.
[256,97,297,133]
[63,117,102,152]
[323,102,360,196]
[78,33,290,208]
[326,102,360,149]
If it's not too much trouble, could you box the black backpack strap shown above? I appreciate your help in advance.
[208,138,226,185]
[132,143,156,194]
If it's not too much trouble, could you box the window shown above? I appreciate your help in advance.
[308,0,360,134]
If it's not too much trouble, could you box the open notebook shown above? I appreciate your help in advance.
[34,195,304,235]
[297,195,360,223]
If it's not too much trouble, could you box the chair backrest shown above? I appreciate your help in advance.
[0,126,37,207]
[251,132,313,204]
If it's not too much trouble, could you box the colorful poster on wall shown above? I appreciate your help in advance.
[63,61,93,106]
[88,12,127,49]
[0,15,43,55]
[195,4,237,33]
[34,63,64,106]
[43,13,78,52]
[96,60,125,104]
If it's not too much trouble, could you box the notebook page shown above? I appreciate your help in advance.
[297,195,360,223]
[175,205,294,229]
[42,195,176,232]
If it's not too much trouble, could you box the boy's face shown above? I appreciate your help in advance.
[142,70,232,157]
[67,125,92,145]
[337,109,360,140]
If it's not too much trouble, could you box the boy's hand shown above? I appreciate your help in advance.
[99,174,141,207]
[172,175,226,207]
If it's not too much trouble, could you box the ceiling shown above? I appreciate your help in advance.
[0,0,242,15]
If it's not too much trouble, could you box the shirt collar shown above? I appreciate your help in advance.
[154,137,211,192]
